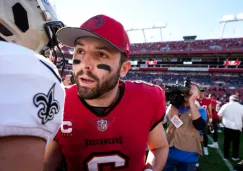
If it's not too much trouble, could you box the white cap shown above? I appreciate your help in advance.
[0,41,65,144]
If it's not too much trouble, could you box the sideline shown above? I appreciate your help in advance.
[208,135,234,171]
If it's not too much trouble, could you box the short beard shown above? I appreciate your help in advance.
[75,68,121,100]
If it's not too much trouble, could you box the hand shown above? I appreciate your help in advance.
[189,85,199,103]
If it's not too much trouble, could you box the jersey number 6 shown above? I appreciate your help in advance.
[84,151,129,171]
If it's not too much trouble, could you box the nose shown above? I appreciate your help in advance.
[80,53,93,71]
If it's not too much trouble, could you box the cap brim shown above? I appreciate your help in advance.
[56,27,124,53]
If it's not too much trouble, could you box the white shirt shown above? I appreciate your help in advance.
[0,41,65,144]
[218,101,243,131]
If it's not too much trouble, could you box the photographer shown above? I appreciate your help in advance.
[163,82,207,171]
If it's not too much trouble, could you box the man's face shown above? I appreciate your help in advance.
[210,95,216,100]
[200,91,205,98]
[72,37,126,100]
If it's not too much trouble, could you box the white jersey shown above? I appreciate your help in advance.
[0,41,65,144]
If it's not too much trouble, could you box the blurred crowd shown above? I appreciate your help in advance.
[123,72,243,104]
[130,38,243,53]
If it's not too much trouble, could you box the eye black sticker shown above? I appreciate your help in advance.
[97,64,111,72]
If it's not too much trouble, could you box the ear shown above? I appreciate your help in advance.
[120,60,131,78]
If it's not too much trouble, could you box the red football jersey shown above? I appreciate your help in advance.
[211,100,221,119]
[197,98,211,110]
[55,81,166,171]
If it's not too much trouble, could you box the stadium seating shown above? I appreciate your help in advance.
[60,38,243,54]
[130,38,243,53]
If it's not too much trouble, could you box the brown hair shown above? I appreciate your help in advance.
[119,53,128,66]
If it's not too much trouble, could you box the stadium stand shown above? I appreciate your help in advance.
[130,38,243,52]
[123,72,243,102]
[60,38,243,54]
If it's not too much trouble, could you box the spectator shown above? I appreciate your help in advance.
[218,95,243,161]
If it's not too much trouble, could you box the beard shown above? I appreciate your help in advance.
[75,68,121,100]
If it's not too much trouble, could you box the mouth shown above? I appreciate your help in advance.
[79,76,95,86]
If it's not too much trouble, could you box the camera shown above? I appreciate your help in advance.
[165,79,191,107]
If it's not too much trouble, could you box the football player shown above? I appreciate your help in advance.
[43,14,169,171]
[197,88,212,155]
[208,94,221,148]
[0,0,65,171]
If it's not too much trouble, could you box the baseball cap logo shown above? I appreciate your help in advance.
[83,15,104,31]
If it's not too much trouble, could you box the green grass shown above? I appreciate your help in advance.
[216,128,243,166]
[198,129,243,171]
[199,149,229,171]
[163,123,243,170]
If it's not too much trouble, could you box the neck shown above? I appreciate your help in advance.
[84,85,119,107]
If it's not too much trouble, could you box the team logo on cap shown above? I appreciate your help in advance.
[83,15,104,31]
[33,83,60,124]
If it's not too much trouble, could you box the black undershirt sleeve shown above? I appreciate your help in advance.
[192,116,206,130]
